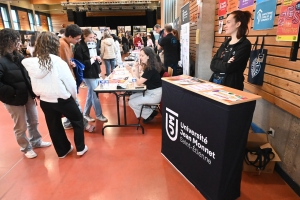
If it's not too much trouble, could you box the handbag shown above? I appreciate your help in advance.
[244,147,275,171]
[248,36,267,85]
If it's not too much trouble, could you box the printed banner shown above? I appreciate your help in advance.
[161,81,256,200]
[227,0,239,13]
[218,0,227,17]
[253,0,277,30]
[181,3,190,75]
[239,0,254,9]
[276,0,300,41]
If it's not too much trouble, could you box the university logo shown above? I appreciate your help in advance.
[165,107,179,141]
[257,9,263,24]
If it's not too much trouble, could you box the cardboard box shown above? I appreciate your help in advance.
[243,132,281,173]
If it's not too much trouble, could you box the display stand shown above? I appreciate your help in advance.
[161,77,261,200]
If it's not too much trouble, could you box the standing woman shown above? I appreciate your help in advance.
[111,34,123,67]
[26,35,36,57]
[0,29,51,159]
[100,31,117,76]
[22,32,87,158]
[127,47,164,124]
[74,29,108,122]
[209,10,252,90]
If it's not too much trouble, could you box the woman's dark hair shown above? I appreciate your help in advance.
[34,32,60,71]
[29,35,36,47]
[111,34,120,43]
[142,47,163,72]
[156,54,166,73]
[0,28,21,61]
[230,10,252,39]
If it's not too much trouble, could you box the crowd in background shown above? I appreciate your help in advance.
[0,22,182,159]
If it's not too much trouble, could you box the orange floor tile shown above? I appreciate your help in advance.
[0,67,299,200]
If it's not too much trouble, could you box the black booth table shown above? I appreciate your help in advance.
[161,76,261,200]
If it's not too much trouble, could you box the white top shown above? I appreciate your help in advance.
[22,54,77,103]
[114,40,123,65]
[26,45,35,57]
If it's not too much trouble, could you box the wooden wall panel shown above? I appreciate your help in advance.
[0,16,4,29]
[18,10,30,31]
[50,14,73,33]
[213,4,300,118]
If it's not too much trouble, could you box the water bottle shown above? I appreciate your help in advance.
[104,77,109,89]
[99,77,103,88]
[132,76,137,88]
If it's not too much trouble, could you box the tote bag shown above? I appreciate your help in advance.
[248,36,267,85]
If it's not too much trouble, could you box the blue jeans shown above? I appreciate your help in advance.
[104,59,116,75]
[164,63,178,76]
[83,78,102,117]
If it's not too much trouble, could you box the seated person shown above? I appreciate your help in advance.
[126,47,164,123]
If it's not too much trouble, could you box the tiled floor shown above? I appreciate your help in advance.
[0,66,299,200]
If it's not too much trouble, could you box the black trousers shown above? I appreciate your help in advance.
[40,97,85,157]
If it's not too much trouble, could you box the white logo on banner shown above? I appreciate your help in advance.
[251,58,261,78]
[257,9,263,24]
[165,107,179,141]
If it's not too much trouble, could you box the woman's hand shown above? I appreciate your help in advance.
[228,56,235,63]
[96,56,101,62]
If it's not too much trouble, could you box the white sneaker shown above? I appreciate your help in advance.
[84,115,95,122]
[25,150,37,159]
[96,114,108,122]
[59,145,73,158]
[77,145,88,156]
[34,141,52,148]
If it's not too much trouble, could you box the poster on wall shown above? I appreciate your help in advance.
[146,28,153,33]
[139,25,146,32]
[125,26,131,35]
[227,0,239,14]
[218,0,227,17]
[117,26,125,34]
[239,0,254,9]
[276,0,300,41]
[110,29,117,35]
[253,0,277,30]
[133,26,140,34]
[181,3,190,75]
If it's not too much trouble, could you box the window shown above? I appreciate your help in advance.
[164,0,176,24]
[11,9,20,30]
[0,6,11,28]
[28,12,34,31]
[35,13,40,26]
[47,16,53,32]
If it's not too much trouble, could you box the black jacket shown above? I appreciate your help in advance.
[209,37,251,90]
[0,54,35,105]
[74,40,101,79]
[121,36,128,45]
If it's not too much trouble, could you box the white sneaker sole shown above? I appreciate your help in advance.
[77,145,88,156]
[84,116,95,122]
